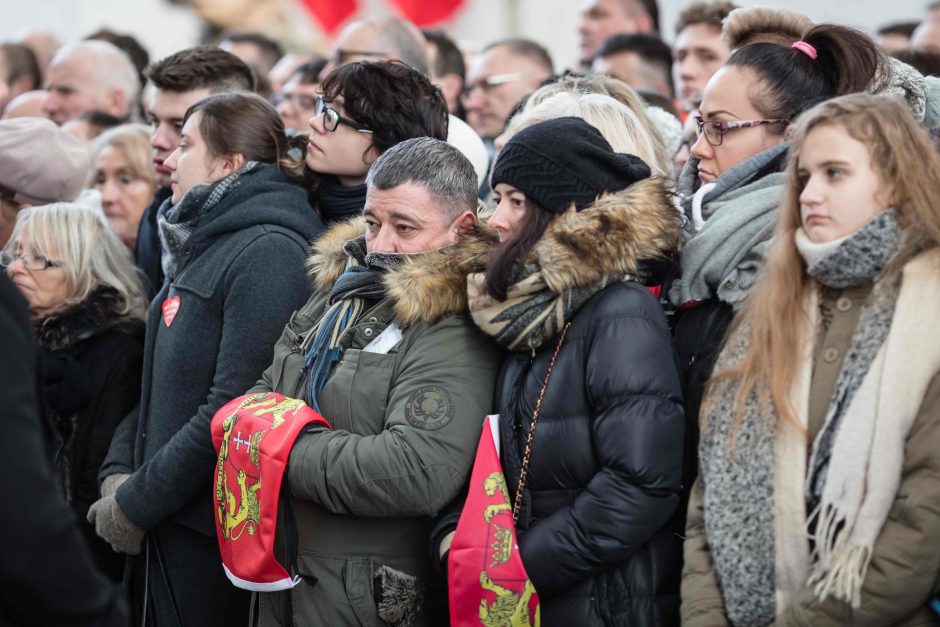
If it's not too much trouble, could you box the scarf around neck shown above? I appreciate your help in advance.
[316,175,367,225]
[467,261,617,352]
[669,143,788,309]
[700,209,904,624]
[157,161,260,281]
[300,235,406,410]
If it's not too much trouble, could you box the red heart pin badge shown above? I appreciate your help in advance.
[162,295,180,327]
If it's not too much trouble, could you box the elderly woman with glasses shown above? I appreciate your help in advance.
[306,60,449,225]
[2,202,147,581]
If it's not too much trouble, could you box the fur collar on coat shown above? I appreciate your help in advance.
[307,217,498,327]
[35,287,143,351]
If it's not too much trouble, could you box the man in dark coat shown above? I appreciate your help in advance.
[0,273,128,627]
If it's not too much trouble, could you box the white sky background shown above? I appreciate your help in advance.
[1,0,930,74]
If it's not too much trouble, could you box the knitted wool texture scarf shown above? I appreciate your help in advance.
[467,262,612,351]
[700,210,902,625]
[157,162,260,281]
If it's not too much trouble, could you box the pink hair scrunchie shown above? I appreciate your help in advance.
[792,40,818,59]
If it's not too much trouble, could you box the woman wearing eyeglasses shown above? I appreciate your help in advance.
[306,60,449,225]
[665,25,886,504]
[89,92,324,627]
[3,202,147,582]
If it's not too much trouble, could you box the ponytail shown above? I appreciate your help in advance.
[726,23,885,124]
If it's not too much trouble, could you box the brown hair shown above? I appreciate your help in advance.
[707,94,940,436]
[484,199,555,300]
[675,1,738,35]
[722,7,814,49]
[183,92,307,179]
[146,46,255,94]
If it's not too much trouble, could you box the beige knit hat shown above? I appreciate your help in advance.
[0,118,90,206]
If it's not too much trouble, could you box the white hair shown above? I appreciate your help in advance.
[5,202,147,320]
[53,41,140,114]
[506,91,670,176]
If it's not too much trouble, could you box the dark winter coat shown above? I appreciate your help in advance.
[461,180,686,626]
[250,218,502,626]
[135,185,171,300]
[0,274,128,627]
[101,164,323,626]
[36,286,144,580]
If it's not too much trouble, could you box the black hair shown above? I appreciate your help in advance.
[288,59,328,85]
[220,32,285,70]
[319,60,448,154]
[423,30,466,81]
[877,20,921,38]
[892,48,940,77]
[597,33,673,95]
[726,24,885,127]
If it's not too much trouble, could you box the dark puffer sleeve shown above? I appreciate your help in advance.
[519,283,685,596]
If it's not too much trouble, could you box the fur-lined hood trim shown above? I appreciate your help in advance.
[533,176,681,294]
[35,286,144,351]
[307,216,498,327]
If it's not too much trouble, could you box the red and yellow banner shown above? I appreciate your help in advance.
[449,415,540,626]
[211,393,331,591]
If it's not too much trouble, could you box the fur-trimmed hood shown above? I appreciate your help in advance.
[531,176,681,294]
[35,286,144,351]
[307,216,498,327]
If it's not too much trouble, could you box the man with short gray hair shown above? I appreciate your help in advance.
[42,40,139,126]
[248,136,500,626]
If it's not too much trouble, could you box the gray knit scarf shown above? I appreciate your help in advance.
[467,262,612,351]
[669,144,787,309]
[157,162,259,281]
[700,209,902,626]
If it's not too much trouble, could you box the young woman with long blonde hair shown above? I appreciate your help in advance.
[682,93,940,625]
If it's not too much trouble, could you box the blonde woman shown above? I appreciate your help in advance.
[504,91,671,177]
[89,124,158,251]
[683,94,940,625]
[2,202,146,580]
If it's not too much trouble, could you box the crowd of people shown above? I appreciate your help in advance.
[3,1,940,625]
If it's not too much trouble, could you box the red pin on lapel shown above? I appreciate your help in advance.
[162,295,180,327]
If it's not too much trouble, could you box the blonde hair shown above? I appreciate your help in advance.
[722,6,814,49]
[5,203,147,320]
[507,92,669,176]
[514,74,673,175]
[89,123,158,189]
[708,94,940,434]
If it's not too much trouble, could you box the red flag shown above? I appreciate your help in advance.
[211,393,331,591]
[448,415,540,626]
[388,0,464,26]
[299,0,358,34]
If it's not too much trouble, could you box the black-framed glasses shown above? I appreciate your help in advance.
[694,116,789,146]
[277,92,318,111]
[314,96,373,134]
[0,251,63,271]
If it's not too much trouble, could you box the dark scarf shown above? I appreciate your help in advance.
[35,286,139,351]
[157,162,260,281]
[317,175,367,225]
[301,235,405,410]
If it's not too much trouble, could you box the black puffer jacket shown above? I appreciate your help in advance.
[487,179,685,626]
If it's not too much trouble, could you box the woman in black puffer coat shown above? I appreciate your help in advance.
[446,117,686,625]
[3,201,146,580]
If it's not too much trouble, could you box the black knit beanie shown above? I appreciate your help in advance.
[491,116,652,214]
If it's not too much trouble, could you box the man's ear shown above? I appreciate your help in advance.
[451,209,478,236]
[104,89,128,118]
